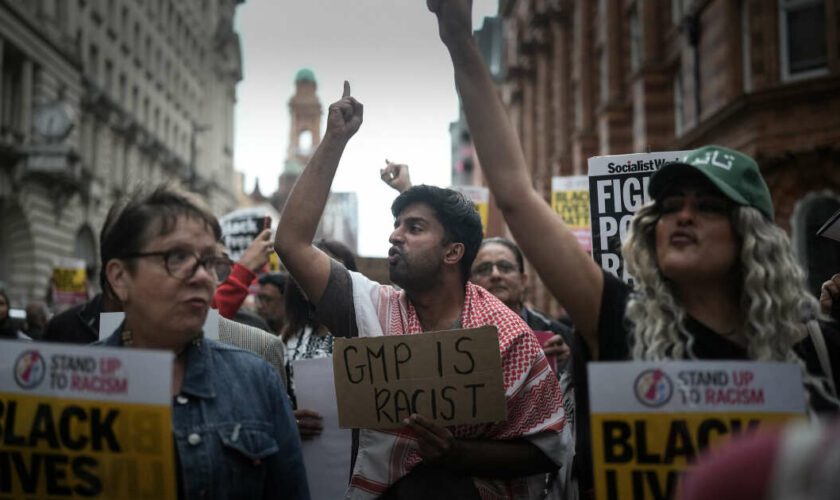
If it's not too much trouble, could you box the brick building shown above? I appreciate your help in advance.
[476,0,840,313]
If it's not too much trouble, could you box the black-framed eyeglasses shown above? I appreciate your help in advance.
[121,249,232,281]
[471,260,519,277]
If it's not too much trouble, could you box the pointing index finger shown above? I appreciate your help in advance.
[342,80,351,99]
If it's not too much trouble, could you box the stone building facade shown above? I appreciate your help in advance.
[0,0,244,308]
[479,0,840,314]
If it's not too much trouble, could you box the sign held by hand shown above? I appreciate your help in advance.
[333,326,506,429]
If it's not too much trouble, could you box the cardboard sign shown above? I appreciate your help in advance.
[52,258,88,309]
[552,175,591,252]
[453,186,490,235]
[218,206,278,263]
[588,151,688,284]
[333,326,506,429]
[0,340,176,499]
[588,361,806,500]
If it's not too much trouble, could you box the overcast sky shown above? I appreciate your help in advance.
[233,0,498,257]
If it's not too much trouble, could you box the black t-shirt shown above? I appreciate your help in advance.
[573,270,840,493]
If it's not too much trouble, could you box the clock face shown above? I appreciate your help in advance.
[33,102,74,140]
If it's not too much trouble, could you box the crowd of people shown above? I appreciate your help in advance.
[2,1,840,498]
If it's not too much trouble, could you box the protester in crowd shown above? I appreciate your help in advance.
[212,227,274,319]
[0,288,29,340]
[427,2,839,498]
[275,81,565,498]
[380,164,573,371]
[283,239,358,440]
[99,184,308,498]
[23,301,48,340]
[471,237,573,371]
[820,272,840,321]
[42,194,288,386]
[257,272,289,336]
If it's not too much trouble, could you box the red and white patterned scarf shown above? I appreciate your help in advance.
[347,271,566,499]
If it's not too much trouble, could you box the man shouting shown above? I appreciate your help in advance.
[275,82,566,499]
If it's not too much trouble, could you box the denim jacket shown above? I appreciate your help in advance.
[101,332,310,499]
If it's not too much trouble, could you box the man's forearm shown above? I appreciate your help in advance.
[434,437,556,479]
[276,136,347,250]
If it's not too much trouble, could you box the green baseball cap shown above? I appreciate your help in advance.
[649,145,774,220]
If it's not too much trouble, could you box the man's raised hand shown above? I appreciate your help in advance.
[325,81,363,142]
[427,0,473,46]
[380,159,412,193]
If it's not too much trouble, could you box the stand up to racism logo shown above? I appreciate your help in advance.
[14,350,46,389]
[634,368,673,408]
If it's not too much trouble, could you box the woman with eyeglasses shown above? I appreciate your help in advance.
[100,185,309,499]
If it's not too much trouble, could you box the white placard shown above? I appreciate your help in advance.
[0,339,173,405]
[588,360,806,414]
[292,357,352,499]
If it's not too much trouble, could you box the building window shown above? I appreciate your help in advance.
[673,70,684,137]
[779,0,828,80]
[74,225,98,289]
[741,0,752,92]
[0,46,25,138]
[671,0,691,25]
[118,73,126,106]
[121,6,129,33]
[793,193,840,297]
[598,47,609,105]
[131,86,138,113]
[104,60,113,95]
[88,44,99,82]
[629,5,642,72]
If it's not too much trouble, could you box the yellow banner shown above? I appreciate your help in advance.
[591,412,799,500]
[52,267,87,294]
[474,201,489,235]
[552,190,590,229]
[0,393,176,499]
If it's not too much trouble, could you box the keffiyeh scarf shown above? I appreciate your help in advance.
[346,271,566,499]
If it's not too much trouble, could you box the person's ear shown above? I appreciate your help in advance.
[443,242,465,265]
[105,259,131,303]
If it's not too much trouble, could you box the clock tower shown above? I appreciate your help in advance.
[286,68,322,168]
[272,69,323,212]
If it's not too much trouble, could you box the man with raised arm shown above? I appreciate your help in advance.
[275,83,566,498]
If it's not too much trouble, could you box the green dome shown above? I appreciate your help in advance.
[294,68,316,84]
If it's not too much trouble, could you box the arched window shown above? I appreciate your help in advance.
[74,225,98,292]
[793,192,840,297]
[297,130,313,156]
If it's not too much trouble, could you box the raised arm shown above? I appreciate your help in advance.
[380,159,412,193]
[274,82,363,305]
[428,0,604,354]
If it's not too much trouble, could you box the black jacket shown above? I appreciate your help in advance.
[42,293,104,344]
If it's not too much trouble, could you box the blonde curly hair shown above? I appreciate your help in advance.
[623,203,834,404]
